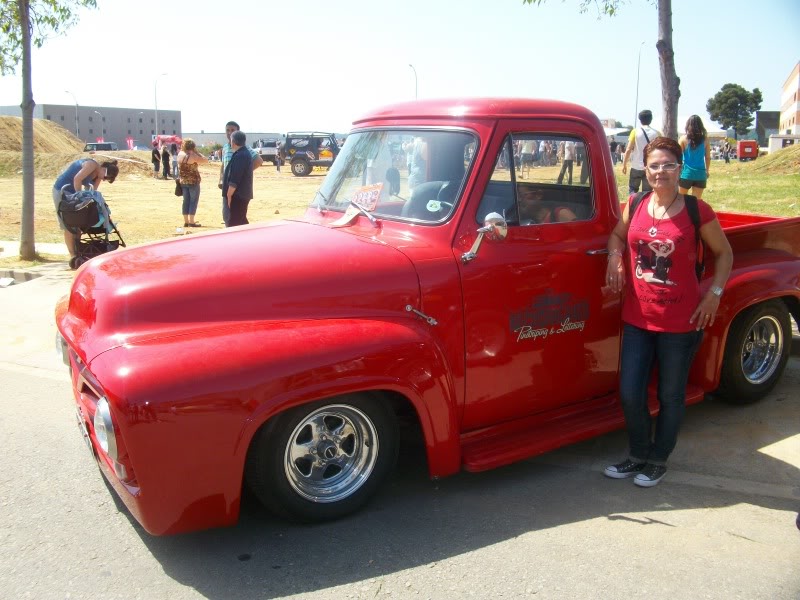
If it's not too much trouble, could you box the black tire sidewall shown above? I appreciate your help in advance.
[718,300,791,404]
[246,394,398,522]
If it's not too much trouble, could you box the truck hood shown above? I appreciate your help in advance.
[59,221,421,362]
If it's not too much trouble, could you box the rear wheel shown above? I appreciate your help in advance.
[291,158,311,176]
[717,300,792,404]
[246,394,398,522]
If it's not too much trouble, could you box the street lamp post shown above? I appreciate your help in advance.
[154,72,167,140]
[408,64,418,100]
[65,90,79,139]
[633,41,645,127]
[93,110,104,139]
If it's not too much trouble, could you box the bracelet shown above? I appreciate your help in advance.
[607,249,623,259]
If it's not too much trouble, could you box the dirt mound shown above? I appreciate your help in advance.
[0,116,84,153]
[0,149,152,179]
[0,114,152,179]
[751,143,800,173]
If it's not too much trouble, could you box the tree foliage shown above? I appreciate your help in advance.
[1,0,96,75]
[522,0,681,140]
[706,84,763,138]
[2,0,96,260]
[523,0,625,17]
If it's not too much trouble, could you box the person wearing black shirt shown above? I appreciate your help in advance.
[222,130,254,227]
[151,143,160,179]
[161,145,171,179]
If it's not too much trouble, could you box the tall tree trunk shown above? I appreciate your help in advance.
[656,0,680,140]
[18,0,36,260]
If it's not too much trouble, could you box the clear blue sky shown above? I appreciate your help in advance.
[1,0,798,134]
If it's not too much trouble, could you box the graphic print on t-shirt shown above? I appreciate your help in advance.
[634,237,676,286]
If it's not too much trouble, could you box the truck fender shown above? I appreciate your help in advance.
[87,317,463,529]
[691,260,800,391]
[235,317,463,478]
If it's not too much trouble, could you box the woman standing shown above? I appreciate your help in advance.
[170,143,179,179]
[604,136,733,487]
[678,115,712,200]
[177,138,208,227]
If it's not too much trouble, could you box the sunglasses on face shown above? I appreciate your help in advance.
[646,162,679,173]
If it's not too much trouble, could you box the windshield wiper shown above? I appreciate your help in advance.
[349,200,379,228]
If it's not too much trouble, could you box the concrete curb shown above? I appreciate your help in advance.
[0,262,72,284]
[0,240,71,286]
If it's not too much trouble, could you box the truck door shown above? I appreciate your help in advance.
[455,124,622,431]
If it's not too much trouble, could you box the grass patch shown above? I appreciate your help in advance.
[0,252,67,270]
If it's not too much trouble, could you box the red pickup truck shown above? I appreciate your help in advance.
[55,98,800,535]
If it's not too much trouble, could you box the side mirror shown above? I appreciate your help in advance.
[462,212,508,263]
[479,212,508,241]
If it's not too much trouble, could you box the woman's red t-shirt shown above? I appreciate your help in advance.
[622,193,716,333]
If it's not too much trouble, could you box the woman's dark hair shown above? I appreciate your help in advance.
[643,136,682,166]
[685,115,707,148]
[101,160,119,183]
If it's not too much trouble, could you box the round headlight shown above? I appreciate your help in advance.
[93,397,118,460]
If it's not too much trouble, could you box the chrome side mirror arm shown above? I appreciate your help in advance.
[461,212,507,263]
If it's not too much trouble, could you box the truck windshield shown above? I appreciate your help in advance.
[313,129,477,223]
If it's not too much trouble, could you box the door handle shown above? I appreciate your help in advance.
[586,248,609,256]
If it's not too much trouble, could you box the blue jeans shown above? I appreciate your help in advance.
[619,323,703,465]
[221,195,230,226]
[181,183,200,216]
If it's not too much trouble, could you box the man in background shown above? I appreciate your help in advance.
[219,120,263,225]
[223,130,255,227]
[622,109,661,193]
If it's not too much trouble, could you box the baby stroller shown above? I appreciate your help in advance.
[58,185,126,270]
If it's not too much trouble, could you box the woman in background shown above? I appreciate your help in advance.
[678,115,711,200]
[177,138,208,227]
[171,143,179,179]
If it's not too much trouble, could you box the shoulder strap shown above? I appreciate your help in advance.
[627,191,650,218]
[641,127,651,144]
[684,194,705,281]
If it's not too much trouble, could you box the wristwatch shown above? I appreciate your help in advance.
[710,285,724,297]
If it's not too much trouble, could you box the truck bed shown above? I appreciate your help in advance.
[717,212,800,258]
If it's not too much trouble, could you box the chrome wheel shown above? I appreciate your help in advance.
[284,404,379,503]
[739,315,783,385]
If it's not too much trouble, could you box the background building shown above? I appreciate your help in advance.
[779,61,799,134]
[755,111,780,146]
[183,131,284,147]
[0,104,181,148]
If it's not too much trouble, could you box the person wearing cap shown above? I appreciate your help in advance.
[52,158,119,257]
[222,130,254,227]
[622,109,661,194]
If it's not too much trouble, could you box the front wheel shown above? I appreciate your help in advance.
[245,394,398,522]
[716,300,792,404]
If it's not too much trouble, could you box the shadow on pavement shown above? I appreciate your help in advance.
[119,357,800,600]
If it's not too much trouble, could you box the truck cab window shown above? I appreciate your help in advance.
[476,134,594,224]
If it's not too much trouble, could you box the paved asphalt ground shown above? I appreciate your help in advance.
[0,242,798,600]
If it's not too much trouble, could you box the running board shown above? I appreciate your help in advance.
[461,385,706,473]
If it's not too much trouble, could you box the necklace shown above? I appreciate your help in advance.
[648,191,679,237]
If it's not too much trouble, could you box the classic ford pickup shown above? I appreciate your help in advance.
[56,98,800,535]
